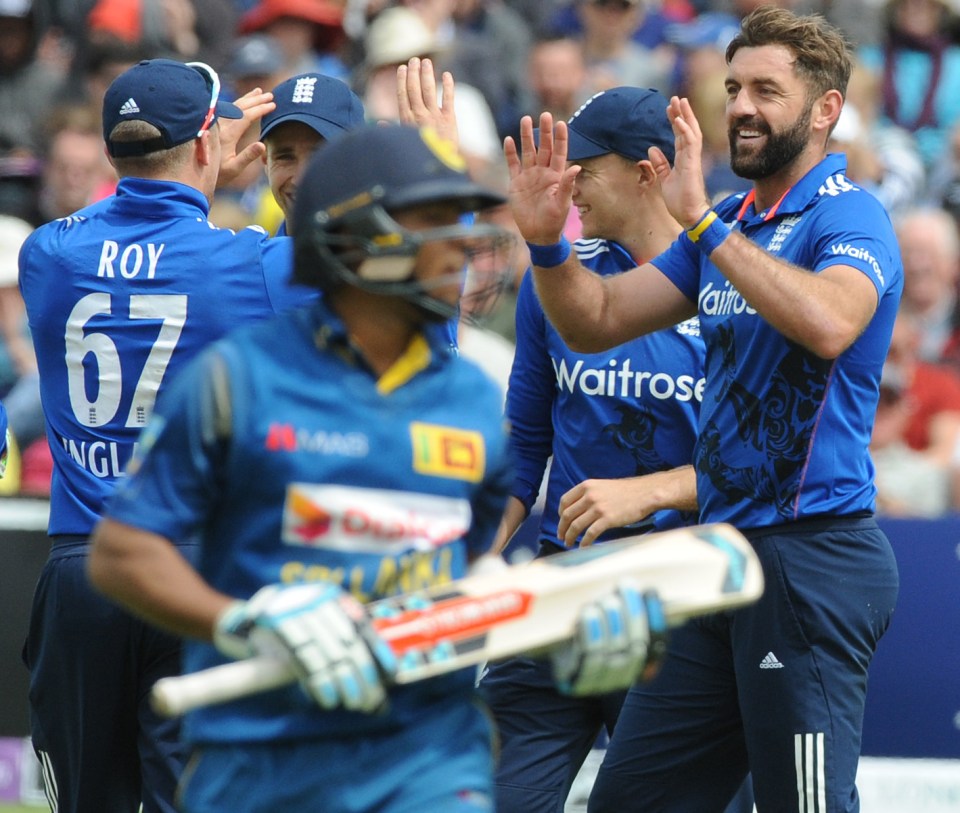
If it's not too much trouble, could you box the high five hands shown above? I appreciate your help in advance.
[504,97,712,240]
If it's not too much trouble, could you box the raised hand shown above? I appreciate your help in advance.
[396,57,459,151]
[216,88,275,188]
[214,582,397,713]
[550,582,667,696]
[504,113,580,247]
[650,96,712,229]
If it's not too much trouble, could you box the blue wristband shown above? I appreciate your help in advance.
[687,211,731,256]
[526,236,571,268]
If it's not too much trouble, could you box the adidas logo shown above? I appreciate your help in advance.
[119,98,140,116]
[759,652,784,669]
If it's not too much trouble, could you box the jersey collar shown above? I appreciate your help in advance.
[309,299,442,394]
[114,177,211,218]
[734,152,849,224]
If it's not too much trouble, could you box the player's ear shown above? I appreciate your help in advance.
[196,130,214,167]
[814,89,844,140]
[635,159,659,189]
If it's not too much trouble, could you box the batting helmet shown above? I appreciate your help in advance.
[291,123,513,320]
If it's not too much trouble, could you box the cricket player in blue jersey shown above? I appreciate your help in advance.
[480,87,706,813]
[506,6,902,812]
[17,58,309,813]
[259,72,365,237]
[87,123,666,813]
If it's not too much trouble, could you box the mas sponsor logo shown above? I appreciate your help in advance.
[282,483,472,554]
[265,422,369,457]
[410,422,485,483]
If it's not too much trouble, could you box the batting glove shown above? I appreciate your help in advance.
[550,581,667,696]
[214,583,398,713]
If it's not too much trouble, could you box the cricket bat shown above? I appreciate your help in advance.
[151,522,763,717]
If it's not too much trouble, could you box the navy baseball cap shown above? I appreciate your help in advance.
[260,73,365,142]
[563,87,676,165]
[103,59,243,158]
[293,123,504,234]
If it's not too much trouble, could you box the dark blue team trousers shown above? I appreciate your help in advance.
[22,536,186,813]
[588,515,899,813]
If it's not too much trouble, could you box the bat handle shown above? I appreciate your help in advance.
[151,657,295,717]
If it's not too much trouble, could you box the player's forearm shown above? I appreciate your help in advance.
[89,519,230,641]
[490,496,528,555]
[529,256,614,352]
[706,230,876,358]
[638,465,698,514]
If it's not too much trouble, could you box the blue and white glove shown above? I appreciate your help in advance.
[551,581,667,696]
[214,583,398,713]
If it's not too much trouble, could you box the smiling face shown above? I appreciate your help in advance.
[570,153,639,242]
[725,44,818,182]
[264,121,326,230]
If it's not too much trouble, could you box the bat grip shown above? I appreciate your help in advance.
[150,657,295,717]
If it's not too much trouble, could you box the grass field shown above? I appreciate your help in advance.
[0,805,40,812]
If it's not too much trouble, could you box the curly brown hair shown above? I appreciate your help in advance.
[725,6,852,102]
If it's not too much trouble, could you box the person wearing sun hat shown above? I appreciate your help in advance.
[238,0,349,81]
[19,57,317,813]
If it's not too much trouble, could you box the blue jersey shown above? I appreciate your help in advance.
[18,178,316,535]
[106,300,511,744]
[508,238,704,546]
[652,154,903,528]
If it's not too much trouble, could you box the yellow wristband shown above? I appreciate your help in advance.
[686,210,717,243]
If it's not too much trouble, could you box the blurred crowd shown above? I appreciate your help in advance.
[4,0,960,518]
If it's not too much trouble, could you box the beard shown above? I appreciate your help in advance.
[729,102,812,180]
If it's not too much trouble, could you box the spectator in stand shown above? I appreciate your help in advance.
[547,0,691,52]
[0,0,66,156]
[870,358,954,517]
[37,104,115,224]
[926,117,960,226]
[885,306,960,467]
[523,32,591,127]
[237,0,350,81]
[412,0,533,141]
[217,33,290,224]
[224,32,288,99]
[827,61,926,218]
[574,0,674,97]
[55,37,147,125]
[0,215,39,494]
[85,0,240,70]
[664,10,739,94]
[858,0,960,172]
[86,0,199,61]
[895,206,960,368]
[358,7,501,181]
